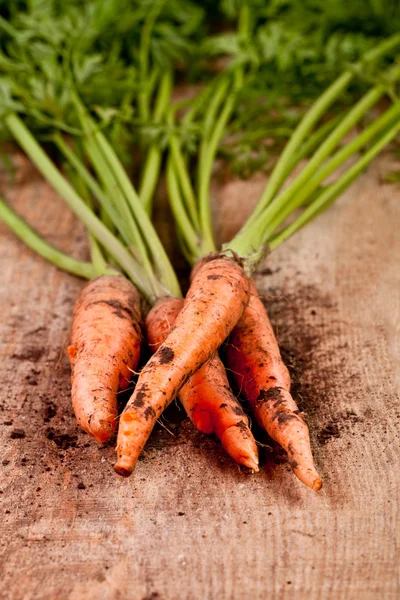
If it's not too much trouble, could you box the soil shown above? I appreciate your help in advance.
[11,347,45,362]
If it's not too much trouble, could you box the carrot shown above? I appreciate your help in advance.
[225,279,322,491]
[68,274,142,444]
[146,297,259,470]
[114,254,250,476]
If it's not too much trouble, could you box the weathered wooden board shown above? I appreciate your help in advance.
[0,154,399,600]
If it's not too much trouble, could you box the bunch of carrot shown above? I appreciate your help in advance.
[1,5,400,492]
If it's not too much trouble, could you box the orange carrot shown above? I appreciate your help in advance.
[114,255,250,476]
[225,279,322,491]
[146,297,259,470]
[68,274,142,444]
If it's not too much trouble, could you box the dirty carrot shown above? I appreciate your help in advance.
[114,255,250,476]
[225,280,322,491]
[68,275,142,443]
[146,296,259,470]
[0,194,144,446]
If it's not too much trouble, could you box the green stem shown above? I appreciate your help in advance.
[264,101,400,238]
[270,121,400,249]
[139,71,172,212]
[73,101,181,298]
[166,158,200,263]
[181,84,215,127]
[138,1,165,122]
[283,113,344,179]
[153,70,173,123]
[202,78,230,138]
[94,129,180,296]
[64,159,107,277]
[229,69,400,258]
[0,195,98,279]
[196,8,250,254]
[80,134,138,247]
[245,33,400,221]
[0,15,20,38]
[138,146,162,213]
[86,132,163,289]
[198,76,249,253]
[198,88,237,251]
[176,228,196,265]
[5,113,158,301]
[169,130,200,229]
[54,133,132,245]
[83,133,153,266]
[195,77,231,251]
[238,4,250,41]
[74,100,154,279]
[88,236,108,276]
[111,66,136,152]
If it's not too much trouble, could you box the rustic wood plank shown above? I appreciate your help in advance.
[0,154,399,600]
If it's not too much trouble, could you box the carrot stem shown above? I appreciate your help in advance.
[166,157,201,263]
[5,112,158,300]
[270,119,400,248]
[54,133,133,247]
[197,79,235,251]
[0,196,98,279]
[228,64,400,262]
[196,4,249,253]
[139,70,173,212]
[265,100,400,238]
[138,0,165,122]
[63,160,108,277]
[83,110,181,298]
[168,126,200,231]
[74,99,156,279]
[244,33,400,221]
[72,98,180,297]
[282,113,345,179]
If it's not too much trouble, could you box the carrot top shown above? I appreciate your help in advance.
[3,110,182,305]
[165,31,400,272]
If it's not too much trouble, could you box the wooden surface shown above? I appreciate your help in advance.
[0,154,399,600]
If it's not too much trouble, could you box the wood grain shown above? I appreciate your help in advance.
[0,154,399,600]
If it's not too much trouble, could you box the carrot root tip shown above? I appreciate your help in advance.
[114,453,138,478]
[114,465,133,478]
[312,477,323,492]
[87,414,116,444]
[293,465,323,491]
[240,456,260,472]
[220,426,259,472]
